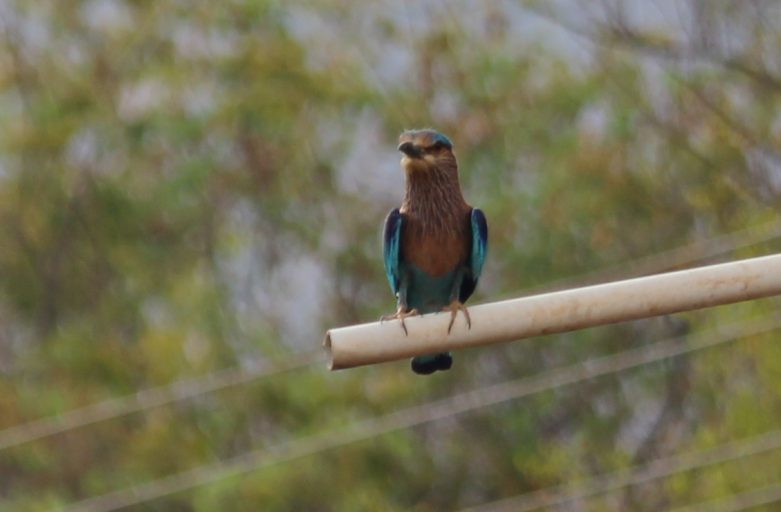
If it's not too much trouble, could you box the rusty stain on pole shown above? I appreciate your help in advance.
[324,254,781,370]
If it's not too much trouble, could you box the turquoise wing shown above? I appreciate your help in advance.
[459,208,488,302]
[383,208,403,295]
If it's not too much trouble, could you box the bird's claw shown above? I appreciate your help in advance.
[443,300,471,334]
[380,307,419,335]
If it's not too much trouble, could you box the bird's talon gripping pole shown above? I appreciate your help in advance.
[400,309,419,335]
[444,300,471,334]
[380,308,419,335]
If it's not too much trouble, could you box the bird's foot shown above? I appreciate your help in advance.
[380,307,419,335]
[443,300,471,334]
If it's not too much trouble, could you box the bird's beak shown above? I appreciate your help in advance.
[398,141,423,158]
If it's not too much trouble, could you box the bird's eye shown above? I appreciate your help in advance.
[429,141,444,151]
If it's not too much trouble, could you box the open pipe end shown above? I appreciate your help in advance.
[322,330,335,370]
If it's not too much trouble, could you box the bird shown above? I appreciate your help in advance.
[382,129,488,375]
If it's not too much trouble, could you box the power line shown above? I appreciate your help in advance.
[0,350,322,451]
[60,316,781,512]
[668,482,781,512]
[4,220,777,451]
[522,218,781,296]
[460,429,781,512]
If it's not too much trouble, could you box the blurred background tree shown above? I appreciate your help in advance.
[1,0,781,510]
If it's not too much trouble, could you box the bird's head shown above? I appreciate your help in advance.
[397,129,456,176]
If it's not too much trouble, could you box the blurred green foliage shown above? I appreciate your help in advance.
[2,1,781,510]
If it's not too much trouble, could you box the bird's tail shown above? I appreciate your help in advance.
[411,352,453,375]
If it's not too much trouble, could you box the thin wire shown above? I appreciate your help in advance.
[0,350,322,451]
[2,219,777,451]
[60,316,781,512]
[460,429,781,512]
[520,218,781,296]
[668,481,781,512]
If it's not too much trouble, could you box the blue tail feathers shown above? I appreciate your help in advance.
[411,352,453,375]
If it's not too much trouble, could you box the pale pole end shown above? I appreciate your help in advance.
[322,330,336,370]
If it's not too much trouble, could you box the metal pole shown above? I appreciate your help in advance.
[324,253,781,370]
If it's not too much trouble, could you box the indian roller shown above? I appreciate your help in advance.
[382,129,488,375]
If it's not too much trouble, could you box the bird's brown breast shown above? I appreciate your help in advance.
[401,210,471,277]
